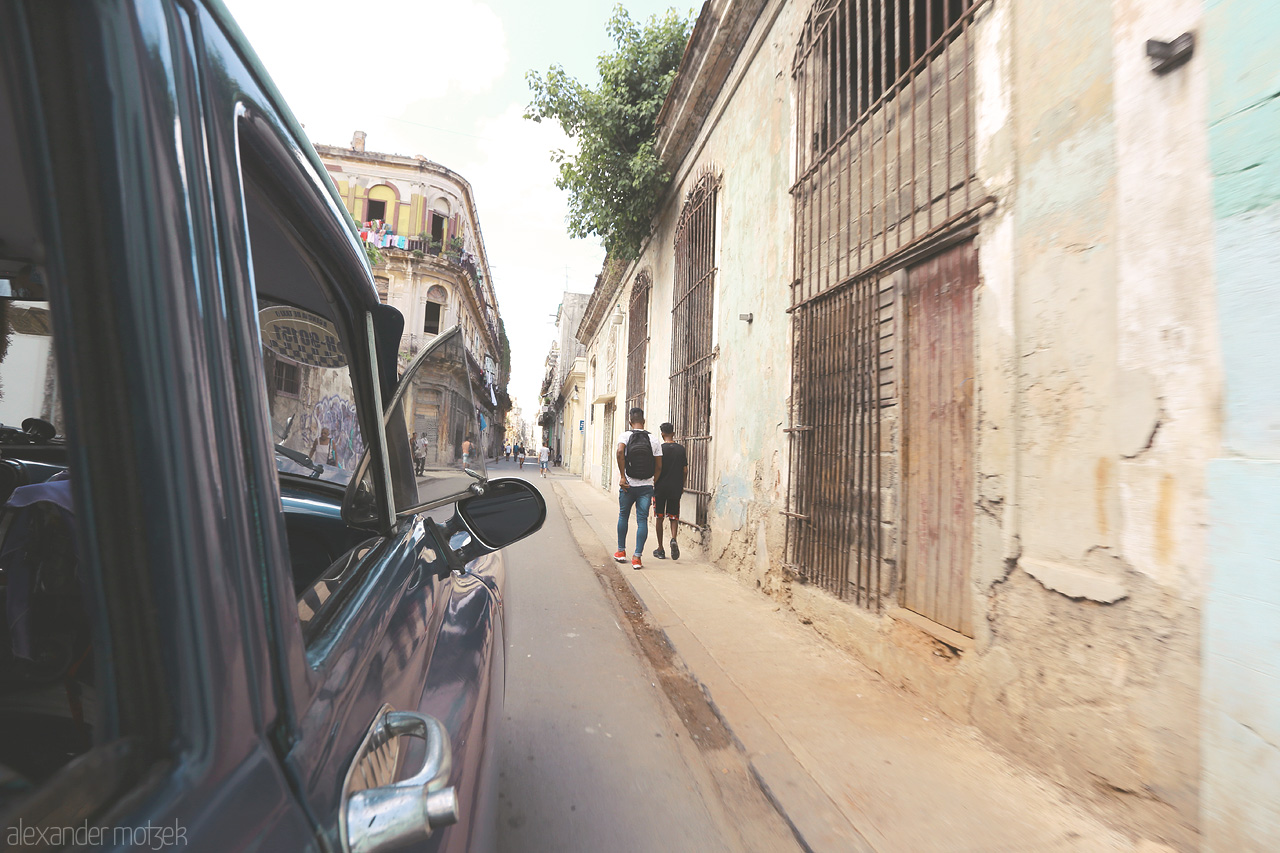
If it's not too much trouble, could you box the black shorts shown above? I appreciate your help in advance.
[653,489,682,518]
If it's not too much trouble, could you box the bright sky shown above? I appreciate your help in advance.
[220,0,692,420]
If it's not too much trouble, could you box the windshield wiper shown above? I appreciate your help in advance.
[275,444,323,479]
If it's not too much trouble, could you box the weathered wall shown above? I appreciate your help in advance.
[581,319,625,492]
[581,0,1224,842]
[721,0,1215,841]
[964,0,1213,839]
[797,0,1214,840]
[1201,0,1280,848]
[616,0,803,572]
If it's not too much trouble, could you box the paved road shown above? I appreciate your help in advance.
[491,461,798,853]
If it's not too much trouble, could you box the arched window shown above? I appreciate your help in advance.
[422,283,449,336]
[364,183,398,228]
[428,197,451,244]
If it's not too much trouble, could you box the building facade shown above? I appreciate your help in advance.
[316,133,508,455]
[539,292,590,474]
[577,1,1277,846]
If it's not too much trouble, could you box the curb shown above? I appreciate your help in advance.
[550,479,876,853]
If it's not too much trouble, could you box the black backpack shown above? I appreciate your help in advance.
[624,430,656,479]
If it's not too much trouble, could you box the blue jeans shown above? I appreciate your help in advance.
[617,485,653,555]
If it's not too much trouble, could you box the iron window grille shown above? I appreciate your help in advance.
[273,359,300,396]
[601,401,616,490]
[670,170,720,527]
[625,270,652,413]
[785,274,893,607]
[792,0,983,304]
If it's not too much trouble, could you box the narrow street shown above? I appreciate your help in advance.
[491,460,799,853]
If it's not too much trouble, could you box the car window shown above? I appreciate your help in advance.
[237,131,382,641]
[243,166,368,491]
[0,298,89,808]
[0,68,114,811]
[387,328,487,513]
[259,299,365,486]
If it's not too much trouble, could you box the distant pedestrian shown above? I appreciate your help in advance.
[614,407,663,570]
[538,442,550,478]
[504,443,511,462]
[651,422,687,561]
[411,431,425,476]
[461,435,474,468]
[416,433,429,474]
[310,427,333,467]
[517,443,526,470]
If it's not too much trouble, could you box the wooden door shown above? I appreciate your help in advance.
[903,241,977,636]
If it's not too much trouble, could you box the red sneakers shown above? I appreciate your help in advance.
[613,550,626,563]
[631,555,643,570]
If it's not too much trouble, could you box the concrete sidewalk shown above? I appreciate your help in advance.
[552,475,1165,853]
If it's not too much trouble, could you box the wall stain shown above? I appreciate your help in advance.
[1155,473,1175,565]
[1095,457,1111,540]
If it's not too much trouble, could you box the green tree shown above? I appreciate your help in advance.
[526,5,692,259]
[363,241,384,269]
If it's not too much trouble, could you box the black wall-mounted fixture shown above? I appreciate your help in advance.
[1147,33,1195,74]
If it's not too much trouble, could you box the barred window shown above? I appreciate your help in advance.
[273,359,300,396]
[670,171,719,527]
[625,270,651,412]
[804,0,969,156]
[793,0,980,300]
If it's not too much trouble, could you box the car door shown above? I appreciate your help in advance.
[0,2,323,850]
[194,13,504,850]
[349,328,512,853]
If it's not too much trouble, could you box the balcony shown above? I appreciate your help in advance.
[401,332,438,356]
[373,236,479,279]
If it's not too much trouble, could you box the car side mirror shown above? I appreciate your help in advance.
[426,478,546,569]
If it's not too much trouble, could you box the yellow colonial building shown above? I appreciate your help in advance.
[315,132,508,453]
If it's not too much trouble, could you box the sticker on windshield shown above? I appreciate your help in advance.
[259,305,348,368]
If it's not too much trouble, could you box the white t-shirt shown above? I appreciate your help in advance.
[617,429,664,488]
[539,445,550,463]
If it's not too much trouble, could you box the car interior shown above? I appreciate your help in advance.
[0,55,95,800]
[0,64,383,800]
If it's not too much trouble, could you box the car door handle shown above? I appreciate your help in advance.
[344,710,459,853]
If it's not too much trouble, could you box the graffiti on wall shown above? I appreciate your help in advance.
[299,393,364,471]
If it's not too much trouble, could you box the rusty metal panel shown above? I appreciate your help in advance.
[626,271,651,412]
[671,171,719,527]
[785,274,884,606]
[902,239,975,636]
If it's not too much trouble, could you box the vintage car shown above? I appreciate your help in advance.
[0,1,543,851]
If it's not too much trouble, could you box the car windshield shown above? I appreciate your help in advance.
[0,293,62,442]
[259,299,365,487]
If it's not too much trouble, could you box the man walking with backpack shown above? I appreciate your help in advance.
[651,422,688,561]
[615,407,663,570]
